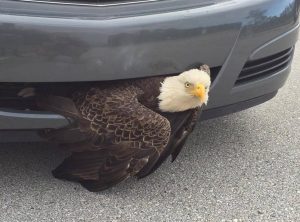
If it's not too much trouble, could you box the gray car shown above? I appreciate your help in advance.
[0,0,299,140]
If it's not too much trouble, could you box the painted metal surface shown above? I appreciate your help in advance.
[0,0,299,130]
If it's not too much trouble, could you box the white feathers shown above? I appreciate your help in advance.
[158,69,211,112]
[178,69,211,87]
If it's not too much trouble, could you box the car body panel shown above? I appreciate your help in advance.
[0,0,298,83]
[0,0,299,132]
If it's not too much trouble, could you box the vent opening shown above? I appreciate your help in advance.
[236,47,293,85]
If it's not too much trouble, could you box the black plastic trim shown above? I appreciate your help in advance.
[201,91,278,120]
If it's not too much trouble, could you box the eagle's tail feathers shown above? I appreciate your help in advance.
[52,150,133,192]
[171,131,189,162]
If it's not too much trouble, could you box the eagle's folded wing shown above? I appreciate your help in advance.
[137,107,201,178]
[37,86,171,191]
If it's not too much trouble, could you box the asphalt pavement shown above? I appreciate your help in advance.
[0,45,299,222]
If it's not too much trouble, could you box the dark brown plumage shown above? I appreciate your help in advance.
[36,66,210,192]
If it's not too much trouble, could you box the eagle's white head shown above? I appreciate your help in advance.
[158,67,211,112]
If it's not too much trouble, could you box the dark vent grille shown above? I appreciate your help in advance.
[236,47,293,84]
[0,84,36,110]
[0,66,221,110]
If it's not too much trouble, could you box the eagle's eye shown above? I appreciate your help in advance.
[185,82,191,88]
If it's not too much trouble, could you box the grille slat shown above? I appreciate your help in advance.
[238,55,292,80]
[236,47,293,84]
[242,48,293,73]
[0,66,221,111]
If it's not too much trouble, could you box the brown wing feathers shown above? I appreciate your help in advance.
[38,85,171,191]
[136,108,201,178]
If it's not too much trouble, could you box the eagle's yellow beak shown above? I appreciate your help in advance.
[192,83,206,102]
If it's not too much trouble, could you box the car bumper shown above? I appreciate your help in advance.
[0,0,299,131]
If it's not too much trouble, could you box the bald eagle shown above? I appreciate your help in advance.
[35,65,211,192]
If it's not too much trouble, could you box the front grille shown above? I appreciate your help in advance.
[0,66,221,110]
[0,84,36,110]
[0,83,76,111]
[236,47,294,85]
